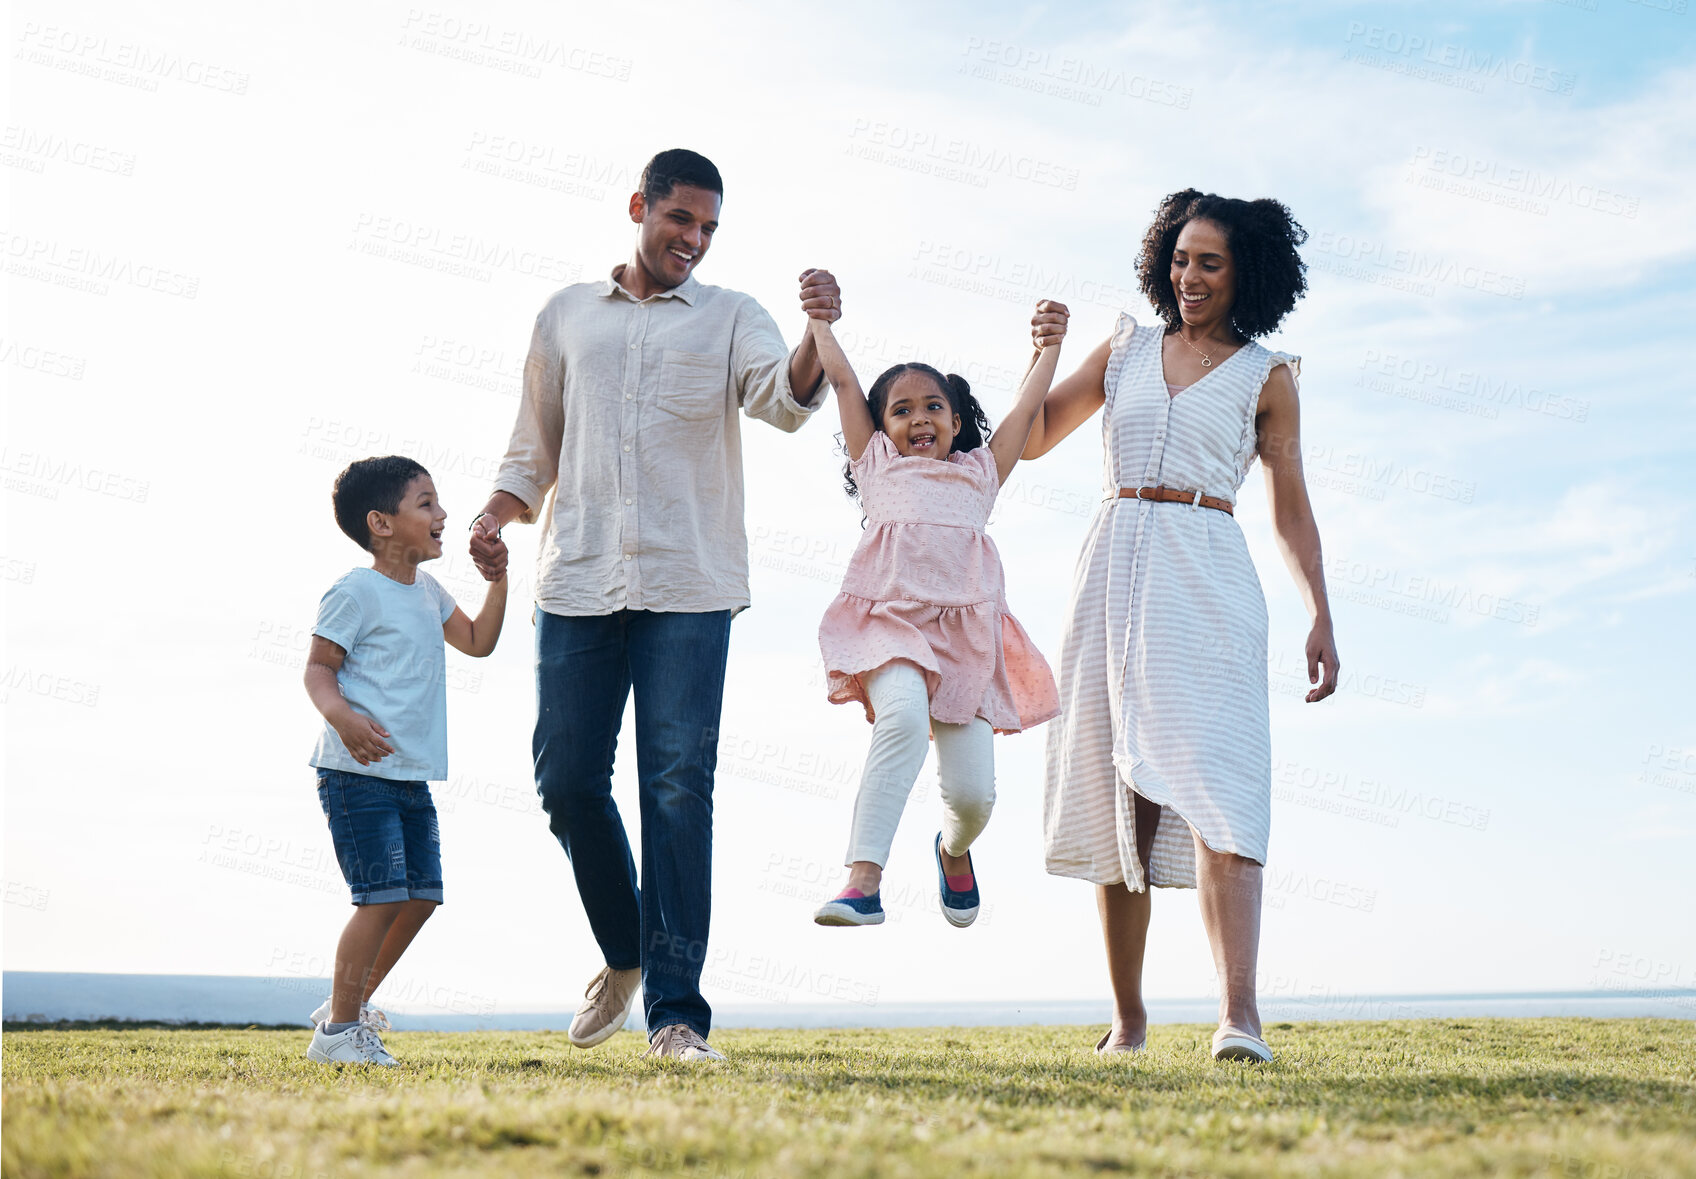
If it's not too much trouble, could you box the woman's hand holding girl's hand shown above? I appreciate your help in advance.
[1031,300,1069,350]
[799,268,842,322]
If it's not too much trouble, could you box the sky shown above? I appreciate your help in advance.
[5,0,1694,1020]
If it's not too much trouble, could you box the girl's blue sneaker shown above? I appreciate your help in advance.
[935,833,981,928]
[814,889,885,926]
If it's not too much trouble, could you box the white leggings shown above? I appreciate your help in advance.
[845,661,996,867]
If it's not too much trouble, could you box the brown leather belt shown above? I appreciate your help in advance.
[1118,486,1234,515]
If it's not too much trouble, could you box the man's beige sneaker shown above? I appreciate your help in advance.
[567,966,641,1048]
[642,1023,726,1062]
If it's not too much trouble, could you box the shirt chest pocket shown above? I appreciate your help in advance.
[657,350,728,421]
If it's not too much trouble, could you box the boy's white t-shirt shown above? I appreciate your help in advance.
[308,567,457,782]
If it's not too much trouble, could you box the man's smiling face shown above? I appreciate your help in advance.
[631,183,720,290]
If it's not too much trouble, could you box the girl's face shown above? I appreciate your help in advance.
[1170,217,1237,332]
[882,372,961,458]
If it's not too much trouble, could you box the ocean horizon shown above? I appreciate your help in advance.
[4,972,1692,1031]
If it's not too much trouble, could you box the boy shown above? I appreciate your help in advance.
[303,455,507,1065]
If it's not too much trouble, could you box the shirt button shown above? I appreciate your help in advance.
[625,498,633,505]
[623,553,632,561]
[623,444,631,452]
[625,393,633,400]
[628,343,636,350]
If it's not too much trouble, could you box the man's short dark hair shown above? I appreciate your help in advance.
[332,455,429,552]
[640,148,723,205]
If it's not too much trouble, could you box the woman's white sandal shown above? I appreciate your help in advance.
[1211,1027,1273,1063]
[1094,1029,1146,1055]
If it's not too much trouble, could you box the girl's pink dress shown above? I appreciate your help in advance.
[818,432,1060,733]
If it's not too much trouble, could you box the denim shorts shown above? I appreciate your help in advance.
[317,768,443,905]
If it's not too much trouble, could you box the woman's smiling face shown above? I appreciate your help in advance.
[1170,217,1238,332]
[881,372,961,458]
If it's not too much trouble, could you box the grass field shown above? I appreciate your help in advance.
[4,1019,1693,1177]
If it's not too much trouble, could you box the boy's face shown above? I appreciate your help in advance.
[369,473,447,563]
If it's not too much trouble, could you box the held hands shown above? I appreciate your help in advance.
[799,268,841,323]
[334,712,394,766]
[1305,620,1341,703]
[469,514,508,582]
[1031,300,1069,350]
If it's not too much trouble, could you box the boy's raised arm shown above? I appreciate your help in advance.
[444,567,509,658]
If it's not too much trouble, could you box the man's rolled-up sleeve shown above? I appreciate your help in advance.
[732,298,824,433]
[492,309,565,524]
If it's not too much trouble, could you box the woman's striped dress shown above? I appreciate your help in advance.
[1042,314,1299,890]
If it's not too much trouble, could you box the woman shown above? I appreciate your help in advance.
[1022,189,1339,1063]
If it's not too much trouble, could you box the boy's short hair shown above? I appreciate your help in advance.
[332,456,430,552]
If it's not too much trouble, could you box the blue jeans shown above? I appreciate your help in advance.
[317,769,444,905]
[533,608,731,1040]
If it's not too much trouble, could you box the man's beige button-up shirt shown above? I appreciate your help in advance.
[492,268,819,616]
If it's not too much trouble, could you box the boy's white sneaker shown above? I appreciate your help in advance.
[309,998,391,1032]
[307,1022,399,1066]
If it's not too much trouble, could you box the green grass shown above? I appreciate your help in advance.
[4,1020,1693,1177]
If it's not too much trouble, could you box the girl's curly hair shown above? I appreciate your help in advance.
[1135,189,1309,340]
[841,362,992,506]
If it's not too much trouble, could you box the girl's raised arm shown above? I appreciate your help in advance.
[988,300,1069,485]
[808,316,876,462]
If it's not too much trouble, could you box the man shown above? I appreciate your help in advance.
[468,148,839,1061]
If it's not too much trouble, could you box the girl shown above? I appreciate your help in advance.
[805,290,1068,928]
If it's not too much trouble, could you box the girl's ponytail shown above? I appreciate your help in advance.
[943,373,993,455]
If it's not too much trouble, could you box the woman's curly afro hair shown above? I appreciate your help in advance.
[1135,189,1309,340]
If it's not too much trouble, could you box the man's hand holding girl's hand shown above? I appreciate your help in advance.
[1031,300,1069,350]
[799,268,842,322]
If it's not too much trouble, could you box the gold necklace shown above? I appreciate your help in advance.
[1174,331,1220,368]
